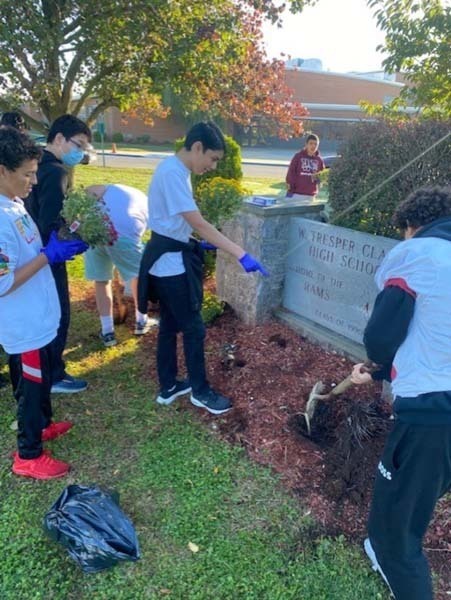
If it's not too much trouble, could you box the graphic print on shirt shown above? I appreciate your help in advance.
[0,244,9,276]
[14,213,37,244]
[300,157,321,174]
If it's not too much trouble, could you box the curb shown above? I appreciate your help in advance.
[98,151,290,167]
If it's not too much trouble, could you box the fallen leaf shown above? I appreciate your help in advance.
[188,542,199,553]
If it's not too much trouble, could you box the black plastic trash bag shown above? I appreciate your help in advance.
[44,484,140,573]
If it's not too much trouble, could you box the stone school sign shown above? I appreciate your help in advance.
[283,218,397,344]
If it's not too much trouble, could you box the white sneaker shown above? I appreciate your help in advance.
[134,317,159,335]
[364,538,395,597]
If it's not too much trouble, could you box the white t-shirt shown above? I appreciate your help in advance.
[148,155,198,277]
[0,195,60,354]
[101,184,148,242]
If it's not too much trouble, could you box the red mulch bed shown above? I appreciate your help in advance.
[86,280,451,597]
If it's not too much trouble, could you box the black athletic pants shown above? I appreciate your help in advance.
[368,420,451,600]
[8,343,53,459]
[151,274,208,395]
[50,262,70,383]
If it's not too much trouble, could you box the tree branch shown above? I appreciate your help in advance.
[63,15,82,36]
[85,100,116,126]
[8,43,38,87]
[71,66,118,115]
[61,46,89,108]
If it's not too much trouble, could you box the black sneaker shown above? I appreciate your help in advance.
[99,331,117,348]
[190,388,232,415]
[156,380,192,405]
[51,374,88,394]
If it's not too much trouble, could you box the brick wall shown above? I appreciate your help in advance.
[285,69,404,106]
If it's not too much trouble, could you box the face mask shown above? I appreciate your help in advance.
[61,148,85,167]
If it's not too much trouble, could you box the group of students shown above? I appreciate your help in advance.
[0,113,450,600]
[0,117,267,482]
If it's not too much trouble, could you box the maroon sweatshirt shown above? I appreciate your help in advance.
[286,149,325,196]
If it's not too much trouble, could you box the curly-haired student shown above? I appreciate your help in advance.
[352,186,451,600]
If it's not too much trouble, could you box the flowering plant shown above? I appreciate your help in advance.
[60,188,118,247]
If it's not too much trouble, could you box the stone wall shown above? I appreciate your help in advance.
[216,199,325,324]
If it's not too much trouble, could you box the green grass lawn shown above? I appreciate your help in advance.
[75,164,328,200]
[0,167,378,599]
[75,164,286,198]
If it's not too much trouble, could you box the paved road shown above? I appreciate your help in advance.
[93,152,288,179]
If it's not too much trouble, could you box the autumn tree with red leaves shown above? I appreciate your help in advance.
[0,0,314,138]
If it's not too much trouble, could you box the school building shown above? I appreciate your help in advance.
[22,66,412,152]
[87,67,409,152]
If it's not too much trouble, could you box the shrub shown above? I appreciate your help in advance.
[112,132,124,143]
[196,177,246,228]
[93,130,102,143]
[136,134,151,144]
[328,119,451,238]
[174,134,243,197]
[201,291,224,325]
[317,168,329,188]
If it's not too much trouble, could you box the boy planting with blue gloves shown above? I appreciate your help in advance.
[139,121,268,415]
[0,127,87,479]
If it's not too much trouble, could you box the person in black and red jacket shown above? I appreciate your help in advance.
[351,186,451,600]
[26,115,91,394]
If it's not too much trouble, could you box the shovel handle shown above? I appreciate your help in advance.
[328,360,379,397]
[329,374,354,396]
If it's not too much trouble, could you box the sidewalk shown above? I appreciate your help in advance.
[97,146,297,166]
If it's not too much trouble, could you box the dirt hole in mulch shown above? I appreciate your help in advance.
[289,398,392,504]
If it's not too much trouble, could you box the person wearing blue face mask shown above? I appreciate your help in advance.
[26,114,92,394]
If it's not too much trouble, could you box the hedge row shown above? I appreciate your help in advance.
[328,119,451,238]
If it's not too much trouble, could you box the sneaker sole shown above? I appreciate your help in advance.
[103,340,117,347]
[134,319,159,335]
[51,385,88,394]
[364,538,394,596]
[156,387,192,405]
[41,427,73,442]
[12,466,69,479]
[190,395,232,415]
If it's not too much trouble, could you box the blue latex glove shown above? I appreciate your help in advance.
[41,231,89,265]
[239,253,269,276]
[199,240,217,251]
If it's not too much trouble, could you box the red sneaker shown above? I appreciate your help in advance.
[12,451,70,479]
[41,421,73,441]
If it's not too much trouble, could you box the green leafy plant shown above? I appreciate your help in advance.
[175,134,243,196]
[317,168,329,189]
[196,177,246,228]
[201,291,224,324]
[112,132,124,143]
[61,188,118,247]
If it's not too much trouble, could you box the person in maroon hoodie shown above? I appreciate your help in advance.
[285,134,325,200]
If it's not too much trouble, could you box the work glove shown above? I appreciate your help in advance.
[41,231,89,265]
[199,240,217,251]
[238,253,269,276]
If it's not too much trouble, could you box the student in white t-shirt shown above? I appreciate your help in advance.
[138,121,268,415]
[84,184,157,347]
[0,127,87,480]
